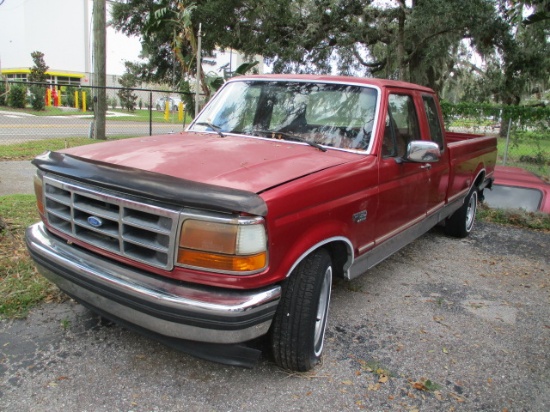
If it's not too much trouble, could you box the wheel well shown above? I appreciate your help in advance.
[474,170,485,190]
[473,170,486,201]
[321,241,350,279]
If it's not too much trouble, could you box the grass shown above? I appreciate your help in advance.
[0,195,61,318]
[450,118,496,128]
[449,119,549,178]
[107,108,192,124]
[0,105,191,124]
[0,136,137,161]
[497,134,550,179]
[477,203,550,231]
[0,105,82,116]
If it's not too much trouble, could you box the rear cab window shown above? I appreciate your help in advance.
[421,95,445,150]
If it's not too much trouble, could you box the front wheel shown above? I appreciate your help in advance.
[445,188,478,238]
[270,249,333,371]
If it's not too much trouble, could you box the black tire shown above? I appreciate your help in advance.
[445,188,478,238]
[270,249,333,371]
[156,104,161,111]
[172,105,178,112]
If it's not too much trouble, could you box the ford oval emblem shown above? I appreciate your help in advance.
[87,216,103,228]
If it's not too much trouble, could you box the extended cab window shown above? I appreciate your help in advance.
[382,94,420,158]
[422,95,445,150]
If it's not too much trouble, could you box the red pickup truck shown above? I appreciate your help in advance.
[26,75,497,371]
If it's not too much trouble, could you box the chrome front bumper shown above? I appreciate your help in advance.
[25,222,281,345]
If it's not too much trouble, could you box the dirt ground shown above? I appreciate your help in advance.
[0,222,549,411]
[0,160,35,196]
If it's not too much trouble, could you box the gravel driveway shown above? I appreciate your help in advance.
[1,222,548,411]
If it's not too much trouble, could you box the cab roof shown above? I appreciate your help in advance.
[231,74,435,94]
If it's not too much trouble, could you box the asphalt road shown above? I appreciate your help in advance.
[0,110,185,143]
[1,222,548,411]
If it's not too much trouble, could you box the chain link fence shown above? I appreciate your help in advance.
[442,102,550,179]
[0,81,194,145]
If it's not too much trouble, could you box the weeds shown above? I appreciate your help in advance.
[477,203,550,232]
[0,195,61,318]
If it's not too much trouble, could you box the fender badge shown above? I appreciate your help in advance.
[87,216,103,228]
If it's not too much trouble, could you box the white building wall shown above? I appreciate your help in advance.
[0,0,87,73]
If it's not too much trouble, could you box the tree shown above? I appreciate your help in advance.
[111,0,548,101]
[460,1,550,135]
[29,51,48,83]
[111,1,263,95]
[28,51,49,111]
[117,63,139,112]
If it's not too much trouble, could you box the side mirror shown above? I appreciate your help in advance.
[405,141,441,163]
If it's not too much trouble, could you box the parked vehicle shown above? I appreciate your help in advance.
[26,75,497,371]
[155,96,182,111]
[483,166,550,213]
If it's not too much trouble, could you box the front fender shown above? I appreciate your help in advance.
[270,218,354,281]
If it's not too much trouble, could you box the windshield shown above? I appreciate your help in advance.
[190,80,379,152]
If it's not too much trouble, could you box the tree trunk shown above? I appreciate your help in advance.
[397,1,406,81]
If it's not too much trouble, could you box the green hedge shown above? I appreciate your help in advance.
[440,101,550,130]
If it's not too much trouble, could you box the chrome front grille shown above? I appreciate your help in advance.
[43,175,180,270]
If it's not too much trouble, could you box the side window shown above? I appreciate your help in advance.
[382,94,420,158]
[422,95,444,150]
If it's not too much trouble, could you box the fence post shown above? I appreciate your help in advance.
[149,91,153,136]
[503,117,512,166]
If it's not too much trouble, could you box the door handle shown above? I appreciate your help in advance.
[420,163,432,170]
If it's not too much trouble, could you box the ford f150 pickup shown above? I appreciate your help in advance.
[26,75,497,371]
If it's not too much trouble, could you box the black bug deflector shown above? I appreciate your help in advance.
[32,151,268,216]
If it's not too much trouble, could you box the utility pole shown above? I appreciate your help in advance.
[93,0,107,140]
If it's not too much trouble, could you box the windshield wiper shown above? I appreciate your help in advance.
[194,122,225,138]
[253,130,327,152]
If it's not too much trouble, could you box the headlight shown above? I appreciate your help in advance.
[176,217,267,274]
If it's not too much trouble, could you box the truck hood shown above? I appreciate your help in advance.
[60,132,357,193]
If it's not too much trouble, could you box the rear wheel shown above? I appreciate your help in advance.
[445,188,478,238]
[270,249,332,371]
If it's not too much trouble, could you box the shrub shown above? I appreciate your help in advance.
[8,84,27,109]
[64,86,76,107]
[0,81,6,106]
[29,85,46,111]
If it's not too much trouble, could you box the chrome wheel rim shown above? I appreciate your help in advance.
[314,266,332,357]
[466,191,477,232]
